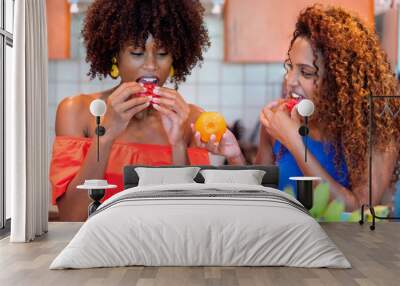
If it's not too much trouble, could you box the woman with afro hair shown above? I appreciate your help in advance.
[49,0,242,221]
[256,5,400,211]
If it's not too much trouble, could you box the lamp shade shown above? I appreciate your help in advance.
[297,99,315,117]
[89,99,107,117]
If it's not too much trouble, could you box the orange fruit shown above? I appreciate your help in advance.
[194,112,227,143]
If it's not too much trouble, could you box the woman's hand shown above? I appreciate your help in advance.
[259,100,302,150]
[191,125,243,162]
[102,82,151,141]
[151,87,190,146]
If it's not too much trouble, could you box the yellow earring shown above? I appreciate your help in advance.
[110,57,119,79]
[169,66,175,78]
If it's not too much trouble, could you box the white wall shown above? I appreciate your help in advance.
[5,44,12,220]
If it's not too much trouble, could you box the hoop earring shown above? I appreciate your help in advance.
[110,57,119,79]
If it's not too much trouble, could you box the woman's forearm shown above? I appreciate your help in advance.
[287,136,360,211]
[171,141,189,165]
[255,127,274,165]
[57,135,114,221]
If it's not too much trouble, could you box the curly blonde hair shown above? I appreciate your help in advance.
[288,5,400,188]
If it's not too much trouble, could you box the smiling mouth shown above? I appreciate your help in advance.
[136,76,159,84]
[290,92,305,100]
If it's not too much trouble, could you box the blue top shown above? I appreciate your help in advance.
[273,136,350,194]
[395,181,400,217]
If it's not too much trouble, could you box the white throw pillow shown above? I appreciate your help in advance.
[200,169,266,185]
[135,167,201,186]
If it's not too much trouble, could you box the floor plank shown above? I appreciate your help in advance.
[0,222,399,286]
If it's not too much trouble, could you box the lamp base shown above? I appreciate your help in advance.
[289,176,321,210]
[296,180,313,210]
[88,189,105,216]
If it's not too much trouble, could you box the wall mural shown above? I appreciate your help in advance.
[47,1,400,224]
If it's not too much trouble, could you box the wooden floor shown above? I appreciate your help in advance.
[0,222,399,286]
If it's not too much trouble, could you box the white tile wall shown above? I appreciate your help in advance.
[265,83,283,102]
[70,32,81,60]
[266,63,286,83]
[221,64,243,84]
[244,65,268,84]
[197,84,220,106]
[48,83,57,106]
[179,84,197,104]
[56,83,81,104]
[48,14,285,148]
[203,36,223,60]
[197,61,221,83]
[221,107,243,126]
[184,68,198,84]
[244,107,262,134]
[244,84,267,107]
[221,84,243,107]
[205,16,223,37]
[48,62,57,82]
[48,104,57,130]
[56,61,80,82]
[79,61,93,82]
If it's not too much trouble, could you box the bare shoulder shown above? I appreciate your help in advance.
[55,94,98,137]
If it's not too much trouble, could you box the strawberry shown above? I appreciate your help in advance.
[134,77,160,106]
[136,83,158,101]
[285,98,299,112]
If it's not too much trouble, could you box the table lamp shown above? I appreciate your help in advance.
[290,99,320,210]
[297,99,315,162]
[89,99,107,162]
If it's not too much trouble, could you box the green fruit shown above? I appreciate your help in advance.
[374,206,389,218]
[367,206,389,222]
[323,200,345,222]
[348,210,361,222]
[309,183,330,219]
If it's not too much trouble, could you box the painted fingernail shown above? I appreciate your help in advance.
[152,103,160,109]
[210,134,216,140]
[152,97,160,103]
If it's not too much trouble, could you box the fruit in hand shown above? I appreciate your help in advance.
[270,98,299,113]
[285,98,299,112]
[135,76,159,105]
[137,83,159,101]
[195,112,227,143]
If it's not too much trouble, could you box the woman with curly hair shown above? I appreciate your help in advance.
[49,0,241,221]
[256,5,400,211]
